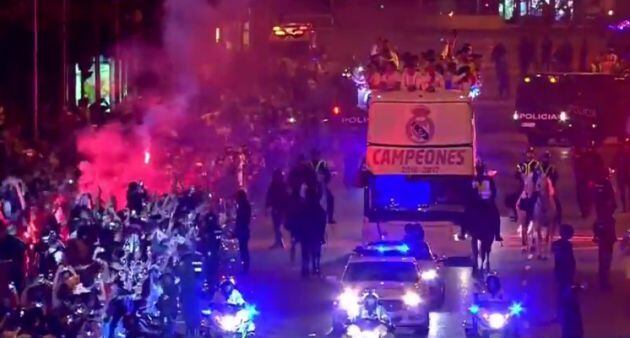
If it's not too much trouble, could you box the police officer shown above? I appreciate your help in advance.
[357,291,390,324]
[592,170,617,290]
[592,163,616,220]
[213,277,246,306]
[516,147,540,180]
[310,149,336,224]
[573,146,603,218]
[539,151,562,223]
[513,147,540,223]
[473,160,497,202]
[539,151,559,187]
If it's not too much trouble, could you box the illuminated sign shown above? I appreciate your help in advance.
[518,113,558,120]
[271,23,313,41]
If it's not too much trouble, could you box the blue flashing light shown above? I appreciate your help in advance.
[509,302,524,316]
[244,304,259,318]
[201,308,212,316]
[397,244,410,253]
[371,243,410,254]
[468,84,481,99]
[375,245,388,253]
[372,176,431,210]
[469,304,480,314]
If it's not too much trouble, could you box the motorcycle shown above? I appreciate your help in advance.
[201,303,256,338]
[465,298,523,337]
[344,318,393,338]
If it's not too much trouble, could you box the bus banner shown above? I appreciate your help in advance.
[366,145,474,175]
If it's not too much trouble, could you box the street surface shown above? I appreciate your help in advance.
[234,101,630,337]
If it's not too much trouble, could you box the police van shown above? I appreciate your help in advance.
[513,73,630,146]
[364,90,476,223]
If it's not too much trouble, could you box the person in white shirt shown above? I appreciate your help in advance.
[402,65,422,91]
[380,62,401,91]
[370,37,383,57]
[416,68,445,92]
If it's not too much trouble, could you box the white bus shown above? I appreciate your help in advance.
[364,90,476,224]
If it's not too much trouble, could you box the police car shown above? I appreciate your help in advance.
[513,73,629,146]
[332,241,445,333]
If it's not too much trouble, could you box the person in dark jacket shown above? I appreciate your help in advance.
[178,253,202,336]
[285,187,303,265]
[288,154,312,197]
[299,186,327,277]
[593,172,617,221]
[552,225,576,288]
[614,141,630,212]
[311,149,335,224]
[552,224,576,318]
[157,273,178,338]
[199,211,221,285]
[0,220,25,297]
[126,182,147,216]
[593,215,617,291]
[266,169,288,249]
[560,285,583,338]
[235,190,252,273]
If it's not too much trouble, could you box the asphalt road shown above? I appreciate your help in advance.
[230,101,630,338]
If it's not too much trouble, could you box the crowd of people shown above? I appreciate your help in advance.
[0,35,351,336]
[0,24,627,335]
[364,35,482,95]
[0,175,243,336]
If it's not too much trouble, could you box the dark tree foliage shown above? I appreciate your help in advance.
[0,0,165,137]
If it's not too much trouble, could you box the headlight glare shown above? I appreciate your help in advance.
[346,324,361,337]
[421,269,438,281]
[338,288,360,318]
[488,313,507,329]
[402,290,422,307]
[217,314,239,331]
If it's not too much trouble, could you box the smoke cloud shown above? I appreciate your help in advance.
[76,0,234,206]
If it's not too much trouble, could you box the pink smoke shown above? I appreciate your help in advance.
[77,123,172,206]
[76,0,249,208]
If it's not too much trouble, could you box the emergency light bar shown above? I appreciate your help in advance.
[355,241,411,255]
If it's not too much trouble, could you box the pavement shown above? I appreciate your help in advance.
[225,100,629,337]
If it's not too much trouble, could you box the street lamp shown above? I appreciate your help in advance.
[33,0,39,141]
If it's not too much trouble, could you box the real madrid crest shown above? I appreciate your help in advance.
[406,106,434,144]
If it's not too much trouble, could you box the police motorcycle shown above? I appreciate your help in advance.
[337,291,394,338]
[464,275,523,337]
[201,277,256,337]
